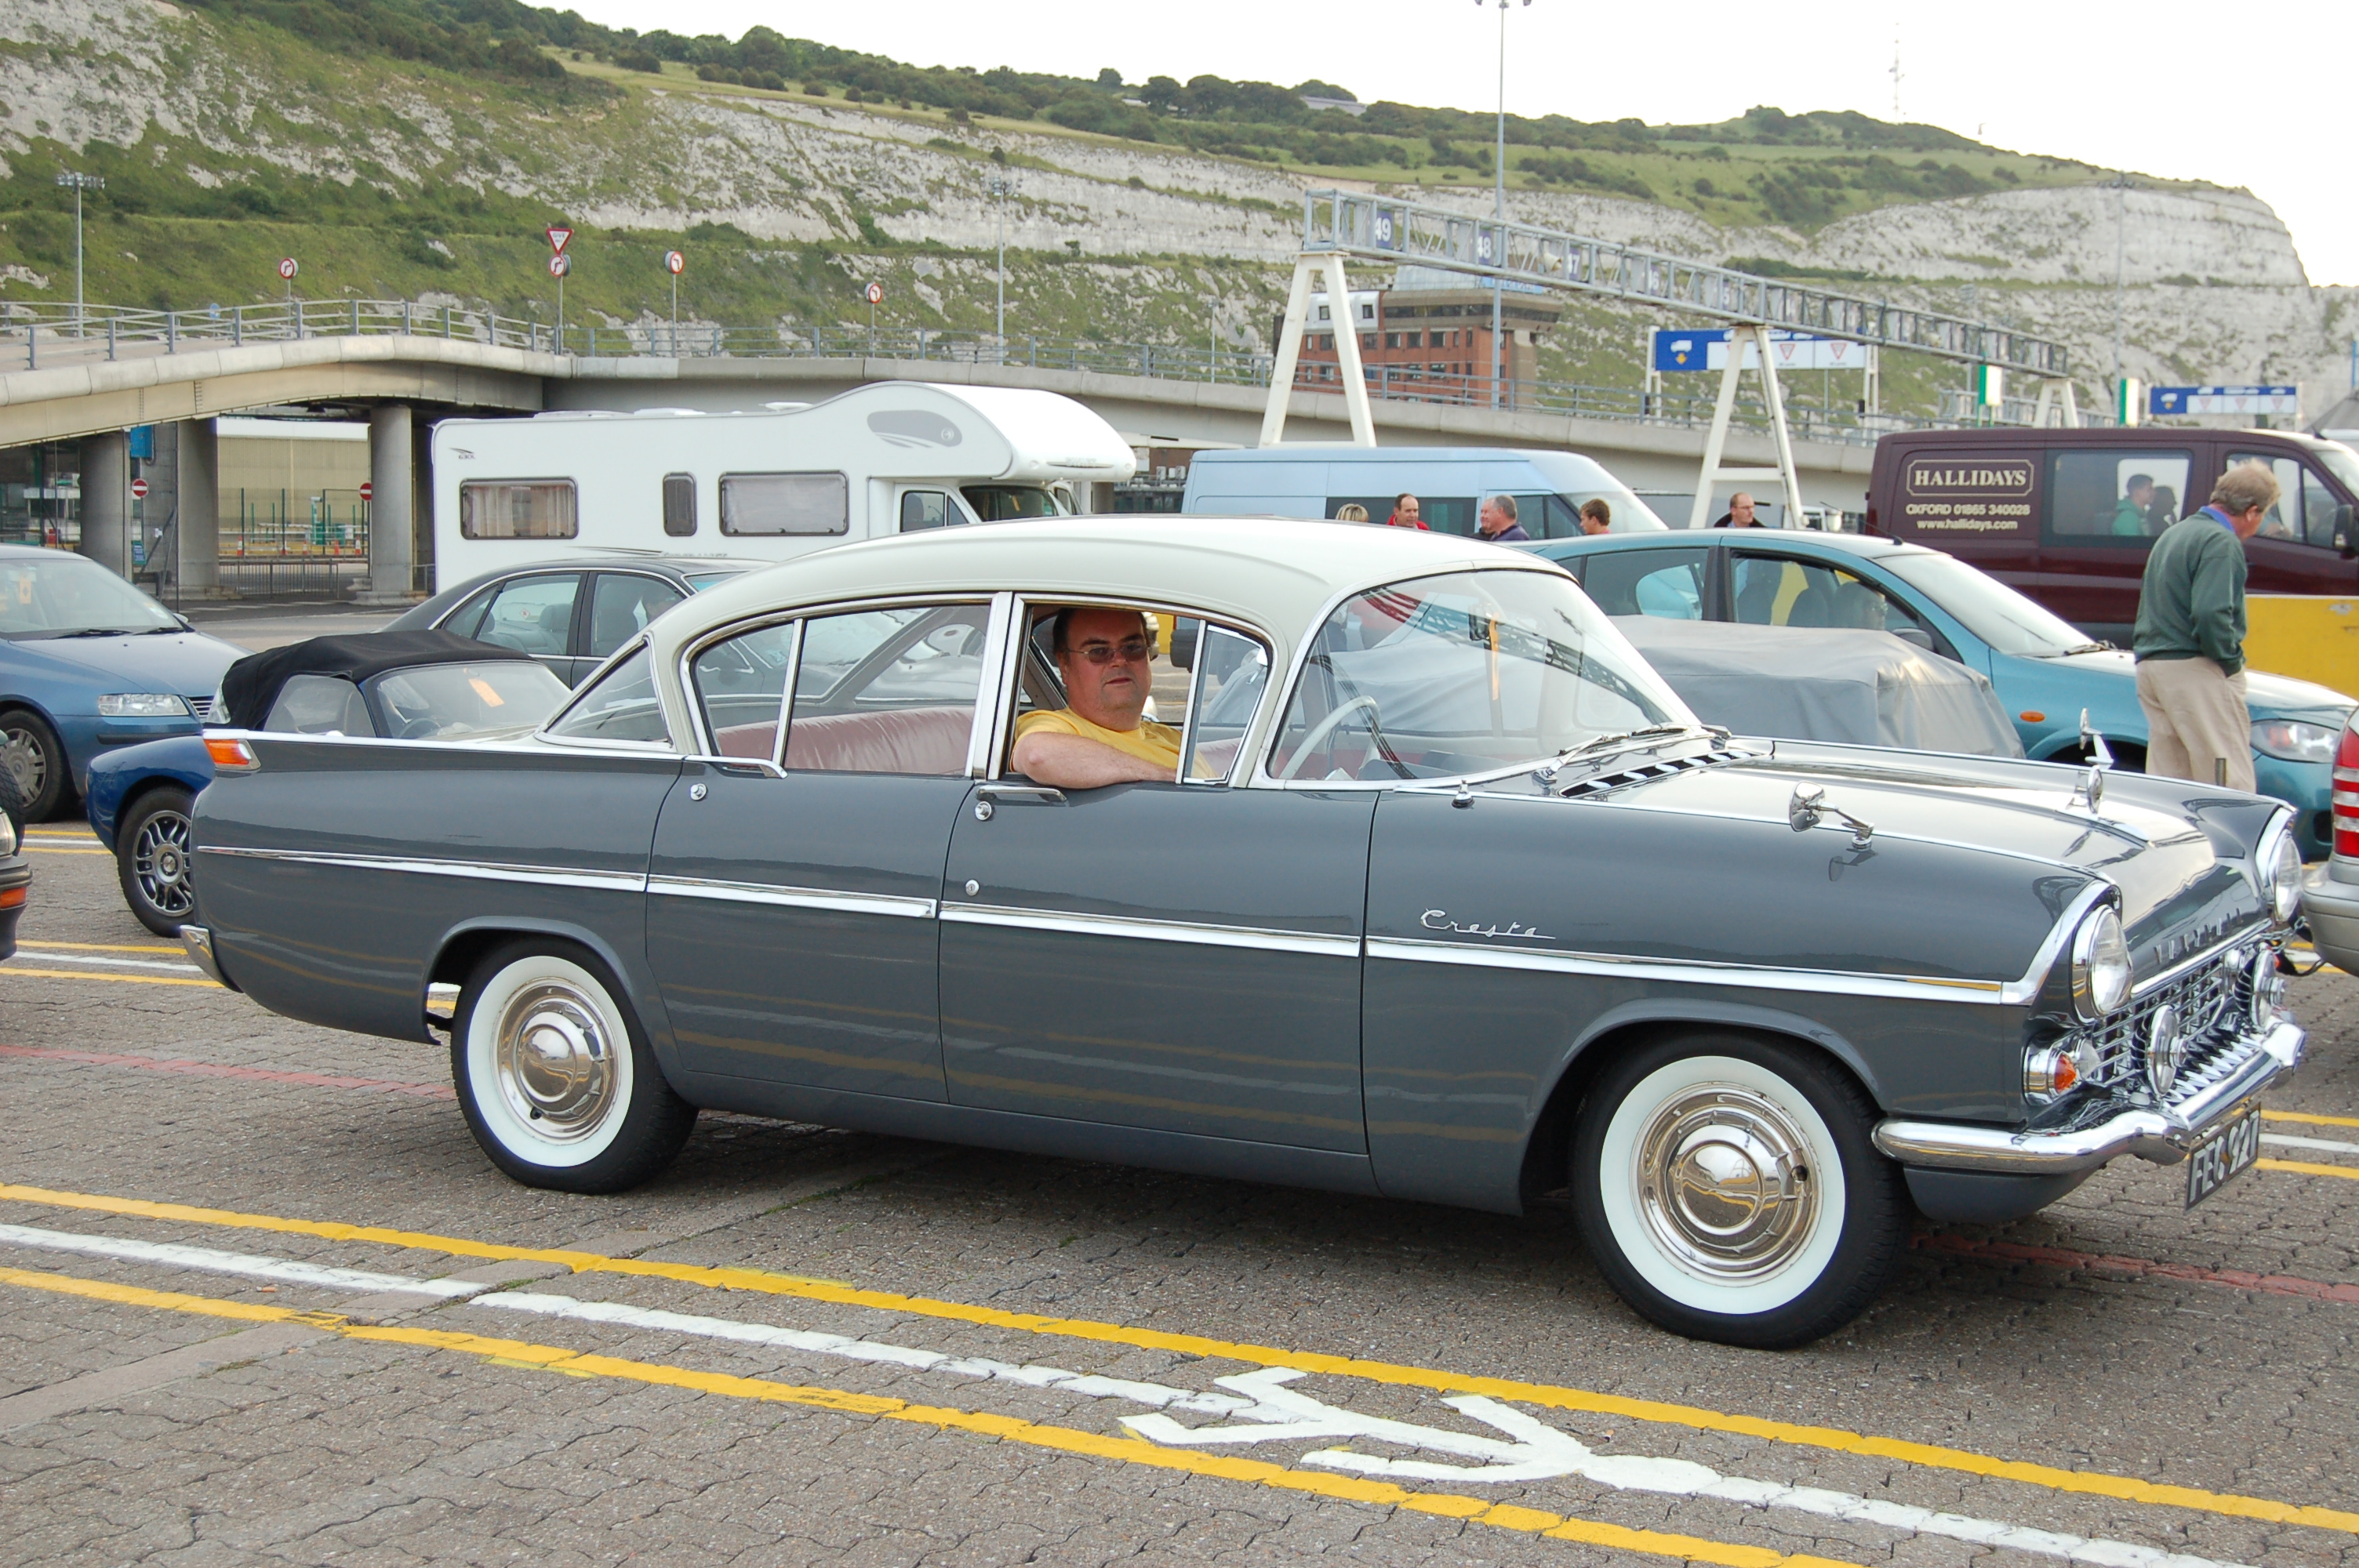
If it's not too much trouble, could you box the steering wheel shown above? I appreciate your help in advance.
[1277,695,1383,781]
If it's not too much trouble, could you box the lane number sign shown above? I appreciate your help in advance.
[665,250,685,275]
[546,226,573,256]
[278,257,298,280]
[128,478,149,501]
[866,281,884,305]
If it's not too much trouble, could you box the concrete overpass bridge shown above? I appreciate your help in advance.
[0,303,1883,597]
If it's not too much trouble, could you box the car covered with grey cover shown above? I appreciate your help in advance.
[182,517,2306,1347]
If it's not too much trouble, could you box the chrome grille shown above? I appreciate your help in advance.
[2066,949,2259,1102]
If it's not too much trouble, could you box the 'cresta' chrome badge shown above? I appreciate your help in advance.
[1422,909,1552,942]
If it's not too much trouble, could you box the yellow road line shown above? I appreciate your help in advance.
[23,848,109,855]
[18,940,186,956]
[2,1181,2352,1536]
[2258,1158,2359,1182]
[2265,1110,2359,1131]
[0,967,217,988]
[0,1262,1852,1568]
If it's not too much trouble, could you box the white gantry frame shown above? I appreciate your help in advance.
[1259,252,1377,449]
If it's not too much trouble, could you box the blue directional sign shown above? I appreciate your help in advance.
[1372,207,1401,251]
[1652,328,1865,373]
[2150,385,2299,417]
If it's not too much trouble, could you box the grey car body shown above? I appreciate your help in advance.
[385,555,765,684]
[183,517,2306,1347]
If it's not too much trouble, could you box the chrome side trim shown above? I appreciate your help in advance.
[940,901,1360,958]
[968,592,1017,779]
[198,845,649,894]
[424,982,461,1023]
[1368,935,2013,1004]
[1874,1019,2303,1174]
[179,924,236,991]
[647,875,935,920]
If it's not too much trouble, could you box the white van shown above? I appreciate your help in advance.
[1180,446,1667,537]
[428,383,1136,589]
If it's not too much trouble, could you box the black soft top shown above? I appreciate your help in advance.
[218,630,534,730]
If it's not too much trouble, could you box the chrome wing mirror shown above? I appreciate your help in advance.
[1789,783,1874,848]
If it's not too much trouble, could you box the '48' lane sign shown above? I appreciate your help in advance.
[1899,455,2034,534]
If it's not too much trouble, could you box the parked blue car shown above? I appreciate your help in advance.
[0,546,243,820]
[1524,529,2357,858]
[85,733,213,936]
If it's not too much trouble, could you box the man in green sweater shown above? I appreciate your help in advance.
[2132,461,2279,791]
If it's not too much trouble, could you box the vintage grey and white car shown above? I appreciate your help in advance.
[182,517,2306,1347]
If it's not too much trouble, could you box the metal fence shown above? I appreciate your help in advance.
[0,299,2094,449]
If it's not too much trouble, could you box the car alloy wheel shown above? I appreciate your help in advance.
[1572,1034,1905,1348]
[117,788,198,937]
[0,710,64,820]
[451,939,696,1193]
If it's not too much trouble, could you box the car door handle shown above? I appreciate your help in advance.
[974,783,1066,820]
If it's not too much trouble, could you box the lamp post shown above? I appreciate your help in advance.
[2109,172,2132,412]
[989,174,1015,362]
[1479,0,1529,410]
[55,172,104,337]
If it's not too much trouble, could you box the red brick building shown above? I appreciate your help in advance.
[1289,272,1565,407]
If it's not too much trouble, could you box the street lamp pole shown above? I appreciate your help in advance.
[2110,172,2130,412]
[56,172,104,337]
[989,174,1013,362]
[1482,0,1529,410]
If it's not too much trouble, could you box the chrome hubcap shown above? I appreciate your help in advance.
[2,728,44,802]
[493,980,617,1141]
[132,811,194,917]
[1634,1087,1820,1282]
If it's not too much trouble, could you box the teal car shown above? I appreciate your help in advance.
[1524,530,2355,858]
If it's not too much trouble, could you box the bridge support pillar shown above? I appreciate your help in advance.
[175,419,221,599]
[362,403,416,603]
[78,430,130,576]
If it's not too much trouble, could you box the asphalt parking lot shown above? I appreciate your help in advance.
[5,837,2359,1567]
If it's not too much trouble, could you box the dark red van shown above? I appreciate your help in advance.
[1866,428,2359,641]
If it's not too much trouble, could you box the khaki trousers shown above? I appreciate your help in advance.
[2135,657,2253,791]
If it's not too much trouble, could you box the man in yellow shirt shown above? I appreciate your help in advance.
[1012,606,1183,788]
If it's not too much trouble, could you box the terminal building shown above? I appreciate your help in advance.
[1285,267,1565,408]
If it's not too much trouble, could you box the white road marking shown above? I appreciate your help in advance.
[0,1222,2264,1568]
[1128,1369,2254,1568]
[2,951,202,975]
[2261,1132,2359,1158]
[0,1223,485,1298]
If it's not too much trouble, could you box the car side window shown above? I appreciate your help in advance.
[472,573,580,658]
[588,574,685,660]
[1732,554,1937,645]
[1180,624,1270,785]
[263,675,376,737]
[1578,548,1707,619]
[2226,453,2339,548]
[900,490,951,532]
[783,604,990,775]
[690,622,797,761]
[2043,450,2191,544]
[544,645,669,746]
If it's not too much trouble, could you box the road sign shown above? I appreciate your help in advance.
[358,481,374,503]
[2150,385,2299,417]
[866,281,884,305]
[128,477,149,501]
[1652,328,1866,373]
[549,253,570,278]
[665,250,685,275]
[277,257,297,281]
[547,226,573,256]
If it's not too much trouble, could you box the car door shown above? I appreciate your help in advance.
[1728,546,1954,656]
[646,597,1002,1101]
[1569,545,1714,620]
[936,607,1374,1152]
[443,572,586,684]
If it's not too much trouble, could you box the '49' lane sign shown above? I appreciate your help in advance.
[1899,454,2035,534]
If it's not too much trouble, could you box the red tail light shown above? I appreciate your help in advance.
[2334,724,2359,858]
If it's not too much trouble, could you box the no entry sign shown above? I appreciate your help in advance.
[665,250,685,275]
[129,477,149,501]
[278,257,298,280]
[358,481,374,502]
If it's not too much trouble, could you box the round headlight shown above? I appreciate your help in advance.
[2260,822,2302,924]
[2070,906,2132,1019]
[2250,946,2284,1029]
[2147,1002,2187,1098]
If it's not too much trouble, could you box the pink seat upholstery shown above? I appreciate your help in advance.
[714,721,777,760]
[783,706,974,775]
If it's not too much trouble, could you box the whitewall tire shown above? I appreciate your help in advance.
[451,940,695,1193]
[1572,1034,1904,1348]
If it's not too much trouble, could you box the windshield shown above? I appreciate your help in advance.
[1874,549,2099,656]
[1270,568,1695,782]
[682,571,746,591]
[961,485,1067,521]
[0,552,180,638]
[365,661,572,741]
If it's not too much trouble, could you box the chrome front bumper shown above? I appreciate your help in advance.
[1872,1019,2303,1176]
[179,924,238,993]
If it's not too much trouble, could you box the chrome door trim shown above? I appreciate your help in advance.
[967,592,1018,779]
[1368,935,2012,1004]
[648,874,936,920]
[771,618,804,768]
[940,900,1360,959]
[198,845,649,894]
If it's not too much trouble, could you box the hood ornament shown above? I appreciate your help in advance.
[2072,708,2113,813]
[1789,783,1874,848]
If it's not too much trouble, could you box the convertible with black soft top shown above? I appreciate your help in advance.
[180,517,2306,1347]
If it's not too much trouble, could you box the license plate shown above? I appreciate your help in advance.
[2185,1105,2262,1210]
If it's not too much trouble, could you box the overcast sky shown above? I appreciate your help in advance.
[563,0,2357,290]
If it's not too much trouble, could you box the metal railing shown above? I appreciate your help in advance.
[0,298,2075,448]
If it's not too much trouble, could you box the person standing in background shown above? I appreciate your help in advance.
[1477,495,1529,543]
[2132,461,2277,791]
[1386,492,1428,530]
[1710,492,1761,528]
[1334,503,1369,523]
[1579,499,1612,535]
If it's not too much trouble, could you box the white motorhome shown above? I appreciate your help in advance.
[427,383,1136,588]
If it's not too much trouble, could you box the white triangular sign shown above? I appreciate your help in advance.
[547,226,573,256]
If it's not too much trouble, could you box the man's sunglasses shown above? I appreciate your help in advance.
[1067,637,1153,665]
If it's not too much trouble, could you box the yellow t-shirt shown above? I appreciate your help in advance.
[1015,707,1184,775]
